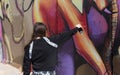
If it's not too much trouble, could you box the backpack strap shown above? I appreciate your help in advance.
[43,37,58,48]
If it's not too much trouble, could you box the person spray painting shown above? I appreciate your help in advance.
[22,22,83,75]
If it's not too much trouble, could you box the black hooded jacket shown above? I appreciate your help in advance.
[23,27,80,75]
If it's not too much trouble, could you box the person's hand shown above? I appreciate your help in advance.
[76,24,82,28]
[76,24,83,33]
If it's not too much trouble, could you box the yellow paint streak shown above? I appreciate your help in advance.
[72,0,83,13]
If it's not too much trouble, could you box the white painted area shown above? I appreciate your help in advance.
[0,63,22,75]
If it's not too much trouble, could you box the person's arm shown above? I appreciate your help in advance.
[51,24,82,45]
[22,46,31,75]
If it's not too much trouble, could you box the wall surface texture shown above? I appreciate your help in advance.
[0,0,120,75]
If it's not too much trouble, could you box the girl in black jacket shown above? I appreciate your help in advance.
[22,22,82,75]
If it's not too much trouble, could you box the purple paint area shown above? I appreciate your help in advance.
[87,7,108,48]
[56,39,75,75]
[117,0,120,10]
[104,8,112,14]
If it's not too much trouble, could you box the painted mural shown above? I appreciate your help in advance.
[0,0,120,75]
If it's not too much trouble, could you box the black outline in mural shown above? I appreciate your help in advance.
[22,0,34,12]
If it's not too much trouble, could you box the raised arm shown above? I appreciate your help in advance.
[50,24,83,45]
